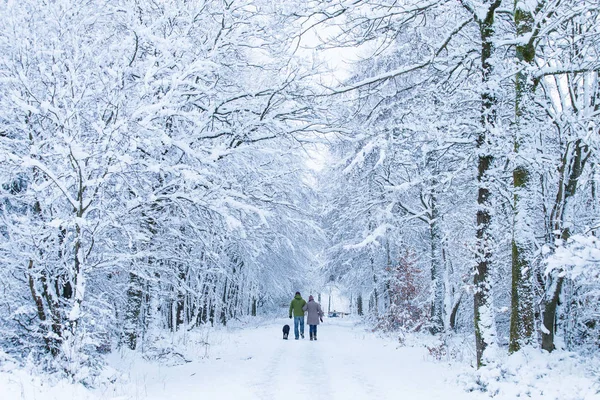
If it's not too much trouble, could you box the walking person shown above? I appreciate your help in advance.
[302,295,324,341]
[289,291,307,340]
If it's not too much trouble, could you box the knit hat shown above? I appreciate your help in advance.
[309,295,314,301]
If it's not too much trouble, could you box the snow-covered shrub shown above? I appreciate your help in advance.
[376,249,429,333]
[546,235,600,351]
[459,347,600,399]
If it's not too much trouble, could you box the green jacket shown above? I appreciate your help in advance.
[289,294,306,317]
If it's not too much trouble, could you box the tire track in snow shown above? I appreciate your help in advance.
[319,322,386,400]
[342,344,384,399]
[301,339,333,400]
[252,326,317,400]
[252,331,286,400]
[252,328,334,400]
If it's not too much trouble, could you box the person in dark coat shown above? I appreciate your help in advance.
[289,291,307,339]
[302,295,324,341]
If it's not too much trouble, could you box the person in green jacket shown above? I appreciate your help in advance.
[289,291,307,339]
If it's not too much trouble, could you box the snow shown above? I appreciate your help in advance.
[68,302,81,322]
[461,347,600,400]
[2,318,598,400]
[546,234,600,279]
[343,223,390,250]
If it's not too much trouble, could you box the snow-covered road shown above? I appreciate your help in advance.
[4,317,599,399]
[126,318,477,400]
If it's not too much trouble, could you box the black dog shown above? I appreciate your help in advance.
[282,324,290,340]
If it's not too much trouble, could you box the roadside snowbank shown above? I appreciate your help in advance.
[458,346,600,399]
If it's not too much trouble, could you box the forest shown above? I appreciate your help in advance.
[0,0,599,385]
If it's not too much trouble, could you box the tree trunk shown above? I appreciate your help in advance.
[542,275,563,351]
[220,278,228,326]
[543,139,589,351]
[429,189,444,334]
[473,0,502,368]
[29,198,63,356]
[449,293,463,331]
[509,0,537,353]
[124,272,144,350]
[370,254,379,315]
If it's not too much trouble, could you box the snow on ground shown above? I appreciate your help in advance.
[1,317,599,399]
[460,345,600,399]
[105,317,477,400]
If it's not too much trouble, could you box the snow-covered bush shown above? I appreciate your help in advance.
[546,235,600,351]
[376,249,430,333]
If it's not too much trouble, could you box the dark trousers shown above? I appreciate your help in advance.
[309,325,317,336]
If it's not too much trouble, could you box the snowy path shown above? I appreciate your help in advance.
[121,318,479,400]
[3,318,599,399]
